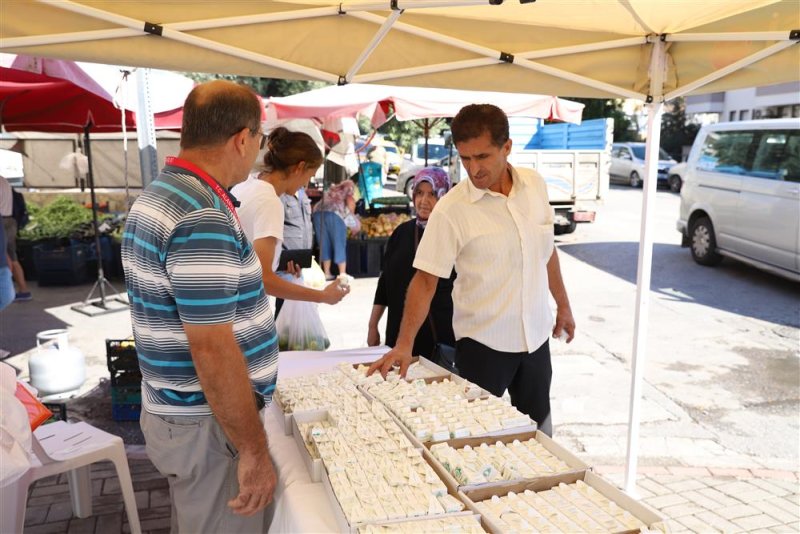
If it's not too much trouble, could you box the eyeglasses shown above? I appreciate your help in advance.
[231,126,266,150]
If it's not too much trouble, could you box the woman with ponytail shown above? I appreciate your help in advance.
[233,127,349,308]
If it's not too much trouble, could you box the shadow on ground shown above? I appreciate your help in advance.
[0,276,126,358]
[66,379,145,445]
[558,241,800,328]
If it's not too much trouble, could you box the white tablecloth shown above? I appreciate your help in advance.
[267,346,389,534]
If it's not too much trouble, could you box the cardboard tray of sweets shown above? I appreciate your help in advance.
[276,356,456,436]
[422,430,589,494]
[377,400,538,450]
[459,470,665,534]
[319,447,477,534]
[291,409,331,482]
[353,512,486,533]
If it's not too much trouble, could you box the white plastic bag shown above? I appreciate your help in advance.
[275,279,330,351]
[0,362,32,488]
[302,259,327,290]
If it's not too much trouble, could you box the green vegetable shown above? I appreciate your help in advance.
[19,197,94,241]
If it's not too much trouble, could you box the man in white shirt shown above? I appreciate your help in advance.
[369,104,575,436]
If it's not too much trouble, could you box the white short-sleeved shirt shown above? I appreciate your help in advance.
[232,176,284,272]
[413,166,555,353]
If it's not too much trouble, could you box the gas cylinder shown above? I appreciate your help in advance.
[28,329,86,396]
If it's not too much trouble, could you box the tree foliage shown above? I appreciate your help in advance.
[660,98,700,162]
[374,116,449,153]
[567,98,639,142]
[185,73,325,97]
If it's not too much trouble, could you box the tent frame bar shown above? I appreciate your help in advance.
[344,9,404,83]
[664,40,797,101]
[33,0,339,83]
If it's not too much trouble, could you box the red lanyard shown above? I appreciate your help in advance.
[165,156,240,226]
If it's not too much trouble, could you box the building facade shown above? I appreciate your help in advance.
[685,82,800,125]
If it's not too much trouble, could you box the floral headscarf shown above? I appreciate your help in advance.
[412,167,451,199]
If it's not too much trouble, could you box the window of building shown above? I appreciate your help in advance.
[729,111,736,121]
[739,110,750,121]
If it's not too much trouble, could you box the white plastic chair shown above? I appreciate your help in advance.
[0,421,142,534]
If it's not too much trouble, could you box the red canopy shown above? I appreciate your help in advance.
[0,56,186,133]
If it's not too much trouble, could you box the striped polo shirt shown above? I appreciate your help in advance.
[122,161,278,416]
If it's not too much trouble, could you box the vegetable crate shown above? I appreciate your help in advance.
[106,339,142,421]
[32,242,89,286]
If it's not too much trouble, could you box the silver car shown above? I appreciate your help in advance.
[610,142,677,188]
[676,119,800,281]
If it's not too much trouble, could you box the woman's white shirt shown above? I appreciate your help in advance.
[232,176,284,273]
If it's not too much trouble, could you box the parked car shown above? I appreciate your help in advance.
[395,154,452,198]
[666,162,687,193]
[610,142,677,188]
[676,118,800,281]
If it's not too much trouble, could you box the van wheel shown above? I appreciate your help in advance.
[669,174,682,193]
[690,217,723,266]
[629,171,642,188]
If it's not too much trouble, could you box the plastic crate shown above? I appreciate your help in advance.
[110,368,142,386]
[106,339,139,373]
[112,402,141,422]
[345,239,363,276]
[33,242,89,286]
[42,402,67,423]
[363,238,387,277]
[111,385,141,404]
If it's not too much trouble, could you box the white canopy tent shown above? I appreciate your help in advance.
[2,0,798,493]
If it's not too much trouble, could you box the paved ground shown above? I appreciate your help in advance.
[3,185,798,533]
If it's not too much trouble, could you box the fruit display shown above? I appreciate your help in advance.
[356,212,411,239]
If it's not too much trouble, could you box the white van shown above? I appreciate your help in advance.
[677,118,800,281]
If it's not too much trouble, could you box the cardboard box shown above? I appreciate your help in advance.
[459,470,664,534]
[423,430,589,493]
[272,393,294,435]
[290,409,330,482]
[355,513,485,533]
[320,458,475,534]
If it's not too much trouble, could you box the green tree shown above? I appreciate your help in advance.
[660,98,700,162]
[567,98,639,142]
[185,73,324,97]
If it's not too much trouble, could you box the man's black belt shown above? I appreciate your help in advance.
[253,391,266,411]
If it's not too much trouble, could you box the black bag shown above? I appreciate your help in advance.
[427,315,458,375]
[431,341,457,374]
[12,190,29,229]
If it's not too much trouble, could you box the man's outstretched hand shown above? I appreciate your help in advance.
[367,346,413,378]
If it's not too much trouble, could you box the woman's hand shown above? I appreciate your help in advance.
[319,280,349,305]
[367,325,381,347]
[285,260,302,278]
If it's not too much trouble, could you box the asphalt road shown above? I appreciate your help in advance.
[548,184,799,470]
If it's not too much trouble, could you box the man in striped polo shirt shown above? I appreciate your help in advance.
[122,80,276,532]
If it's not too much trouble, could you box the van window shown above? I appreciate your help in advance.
[415,144,449,161]
[751,132,789,180]
[772,132,800,183]
[697,131,755,175]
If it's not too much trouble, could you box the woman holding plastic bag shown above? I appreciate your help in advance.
[233,128,349,350]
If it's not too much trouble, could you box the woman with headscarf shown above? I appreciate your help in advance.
[367,167,456,359]
[311,179,360,280]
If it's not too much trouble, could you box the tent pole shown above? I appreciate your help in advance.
[624,34,667,496]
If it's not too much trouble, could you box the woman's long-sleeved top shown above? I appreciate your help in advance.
[373,218,456,358]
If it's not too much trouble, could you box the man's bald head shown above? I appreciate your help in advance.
[180,80,262,150]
